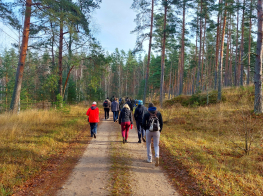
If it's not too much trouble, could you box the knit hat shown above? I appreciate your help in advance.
[138,100,143,105]
[148,103,155,108]
[92,101,97,105]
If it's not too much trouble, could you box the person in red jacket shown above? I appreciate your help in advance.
[86,102,100,138]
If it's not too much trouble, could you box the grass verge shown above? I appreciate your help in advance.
[0,105,97,196]
[108,129,132,195]
[158,87,263,195]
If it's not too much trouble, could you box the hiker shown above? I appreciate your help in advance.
[111,98,119,122]
[126,98,134,113]
[119,104,133,143]
[103,97,111,120]
[86,102,100,138]
[142,103,163,166]
[119,97,125,110]
[110,96,115,102]
[134,100,148,143]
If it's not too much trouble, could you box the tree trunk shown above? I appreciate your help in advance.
[201,17,206,91]
[240,0,246,86]
[214,0,222,89]
[10,0,32,113]
[180,1,185,95]
[225,15,231,86]
[160,0,167,107]
[168,62,172,99]
[234,0,239,86]
[58,19,63,96]
[254,0,263,114]
[218,1,227,102]
[197,0,202,92]
[143,0,154,104]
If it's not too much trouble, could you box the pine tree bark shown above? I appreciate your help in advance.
[240,0,246,86]
[225,15,231,86]
[58,19,63,96]
[254,0,263,114]
[218,1,228,102]
[214,0,222,89]
[143,0,154,104]
[160,0,167,107]
[179,1,186,95]
[234,0,239,86]
[10,0,32,113]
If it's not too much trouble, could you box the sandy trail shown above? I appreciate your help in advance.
[57,112,179,196]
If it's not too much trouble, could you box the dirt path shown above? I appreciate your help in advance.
[57,112,179,196]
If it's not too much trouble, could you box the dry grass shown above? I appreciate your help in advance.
[0,105,91,195]
[158,87,263,195]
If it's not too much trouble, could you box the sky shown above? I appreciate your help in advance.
[92,0,142,54]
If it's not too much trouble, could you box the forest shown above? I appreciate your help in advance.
[0,0,262,113]
[1,0,263,195]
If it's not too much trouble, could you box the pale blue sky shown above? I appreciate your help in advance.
[92,0,141,53]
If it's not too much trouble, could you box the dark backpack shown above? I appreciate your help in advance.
[148,112,160,132]
[103,100,109,107]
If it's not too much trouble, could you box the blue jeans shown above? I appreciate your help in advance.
[136,121,145,141]
[113,111,119,122]
[90,123,98,136]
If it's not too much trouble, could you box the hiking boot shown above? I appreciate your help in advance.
[147,158,152,163]
[138,140,141,143]
[142,137,146,142]
[94,134,96,139]
[123,137,125,144]
[155,157,159,167]
[125,139,127,143]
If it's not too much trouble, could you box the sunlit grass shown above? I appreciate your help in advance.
[0,105,89,195]
[159,87,263,195]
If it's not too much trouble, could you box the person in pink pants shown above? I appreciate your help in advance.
[119,104,133,143]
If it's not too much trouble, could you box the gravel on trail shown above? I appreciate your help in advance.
[57,112,179,196]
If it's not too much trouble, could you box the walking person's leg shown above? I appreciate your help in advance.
[113,111,115,122]
[125,122,130,142]
[107,108,109,119]
[152,131,160,166]
[121,123,126,143]
[90,123,95,137]
[104,108,107,120]
[146,130,153,162]
[114,111,118,122]
[142,128,146,142]
[93,123,98,138]
[136,121,142,143]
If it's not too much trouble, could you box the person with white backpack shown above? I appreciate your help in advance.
[142,103,163,166]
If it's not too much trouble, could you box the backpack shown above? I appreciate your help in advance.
[103,100,109,107]
[148,112,160,132]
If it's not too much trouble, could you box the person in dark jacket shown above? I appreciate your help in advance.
[111,98,119,122]
[134,100,147,143]
[126,99,134,113]
[86,102,100,138]
[142,103,163,166]
[119,104,133,143]
[103,98,111,120]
